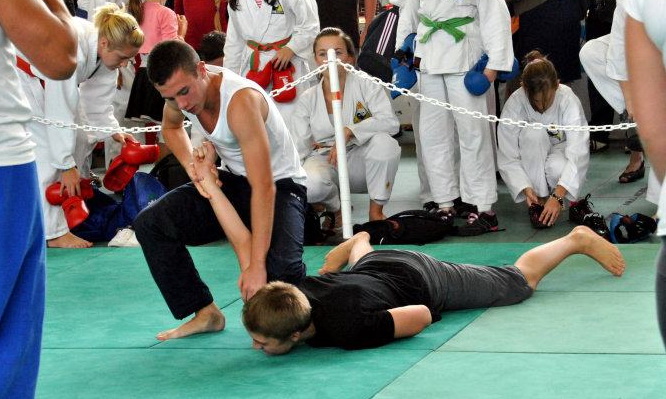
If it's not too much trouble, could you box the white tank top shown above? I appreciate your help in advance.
[0,27,36,166]
[184,66,306,184]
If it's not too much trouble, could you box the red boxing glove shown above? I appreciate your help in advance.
[121,141,159,165]
[45,178,94,205]
[271,62,296,103]
[103,157,139,192]
[246,62,273,89]
[62,196,89,229]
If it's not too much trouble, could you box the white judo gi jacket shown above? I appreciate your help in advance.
[17,17,121,239]
[224,0,319,79]
[497,85,589,203]
[289,72,400,209]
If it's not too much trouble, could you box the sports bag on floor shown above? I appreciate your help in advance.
[352,209,453,245]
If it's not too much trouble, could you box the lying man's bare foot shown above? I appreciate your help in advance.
[156,303,226,341]
[572,225,626,276]
[319,232,370,275]
[47,232,93,248]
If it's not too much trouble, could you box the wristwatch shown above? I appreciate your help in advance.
[550,193,564,209]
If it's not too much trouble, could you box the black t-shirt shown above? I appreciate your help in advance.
[299,260,430,350]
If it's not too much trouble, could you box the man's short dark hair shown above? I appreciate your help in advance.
[147,40,200,86]
[199,31,226,63]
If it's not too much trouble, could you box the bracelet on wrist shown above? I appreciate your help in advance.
[549,193,564,209]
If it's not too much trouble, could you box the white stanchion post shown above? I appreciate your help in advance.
[326,48,353,239]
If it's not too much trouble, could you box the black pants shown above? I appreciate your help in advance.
[657,238,666,348]
[134,170,307,319]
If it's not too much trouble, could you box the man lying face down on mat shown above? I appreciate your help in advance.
[190,143,626,355]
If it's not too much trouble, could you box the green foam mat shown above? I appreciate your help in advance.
[374,352,666,399]
[37,348,429,399]
[440,291,663,354]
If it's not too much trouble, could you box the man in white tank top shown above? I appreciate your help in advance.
[0,1,76,397]
[134,39,308,342]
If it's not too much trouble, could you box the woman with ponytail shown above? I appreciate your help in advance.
[497,50,589,228]
[16,3,144,248]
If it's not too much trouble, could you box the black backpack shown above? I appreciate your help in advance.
[357,6,400,83]
[352,210,454,245]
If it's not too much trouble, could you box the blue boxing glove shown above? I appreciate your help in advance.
[391,33,418,99]
[464,54,491,96]
[390,58,417,99]
[498,57,520,82]
[464,55,520,95]
[394,33,416,63]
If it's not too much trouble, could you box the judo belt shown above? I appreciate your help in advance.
[246,36,291,71]
[418,15,474,43]
[16,56,45,88]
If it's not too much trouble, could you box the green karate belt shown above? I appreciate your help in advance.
[419,15,474,43]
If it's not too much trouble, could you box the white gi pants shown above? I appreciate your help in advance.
[580,35,625,114]
[516,137,570,199]
[405,71,433,204]
[303,134,401,211]
[418,72,497,209]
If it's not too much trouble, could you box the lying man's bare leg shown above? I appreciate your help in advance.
[318,232,372,275]
[156,302,226,341]
[515,225,626,290]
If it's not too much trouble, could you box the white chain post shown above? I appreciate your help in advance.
[327,49,353,239]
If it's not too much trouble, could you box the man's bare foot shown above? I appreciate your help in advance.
[571,225,626,276]
[318,231,370,275]
[156,303,226,341]
[47,232,92,248]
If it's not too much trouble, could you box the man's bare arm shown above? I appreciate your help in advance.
[161,101,196,174]
[0,0,76,79]
[626,16,666,182]
[227,88,276,301]
[388,305,433,339]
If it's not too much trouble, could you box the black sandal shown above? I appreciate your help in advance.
[619,161,645,183]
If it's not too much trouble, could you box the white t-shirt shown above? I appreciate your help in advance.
[624,0,666,236]
[624,0,666,66]
[0,27,36,166]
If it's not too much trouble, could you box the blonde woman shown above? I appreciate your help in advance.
[17,3,144,248]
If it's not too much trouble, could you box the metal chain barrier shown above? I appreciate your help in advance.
[30,116,192,133]
[30,60,633,133]
[337,60,638,133]
[30,64,330,133]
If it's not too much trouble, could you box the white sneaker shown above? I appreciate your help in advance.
[108,228,140,247]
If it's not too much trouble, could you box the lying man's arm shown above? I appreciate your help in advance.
[388,305,433,339]
[192,142,252,270]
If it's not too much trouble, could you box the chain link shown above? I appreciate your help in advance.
[32,59,633,133]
